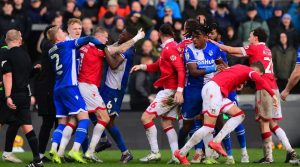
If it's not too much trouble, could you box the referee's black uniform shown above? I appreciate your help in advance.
[1,44,42,166]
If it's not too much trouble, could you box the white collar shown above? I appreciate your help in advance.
[161,38,174,48]
[258,42,266,45]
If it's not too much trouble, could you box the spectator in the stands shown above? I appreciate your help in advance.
[131,1,142,13]
[81,17,94,37]
[174,20,183,43]
[182,0,205,21]
[44,0,65,14]
[125,10,153,35]
[149,29,162,56]
[99,11,116,32]
[197,11,207,24]
[271,13,299,49]
[256,0,274,21]
[205,0,218,22]
[0,2,21,44]
[13,0,32,41]
[234,0,253,24]
[224,26,243,66]
[214,3,234,37]
[156,0,182,20]
[109,17,124,44]
[288,0,300,31]
[272,32,297,91]
[98,0,130,21]
[81,0,99,24]
[63,0,82,28]
[27,0,48,23]
[141,39,159,60]
[267,6,283,47]
[238,4,269,46]
[139,0,156,22]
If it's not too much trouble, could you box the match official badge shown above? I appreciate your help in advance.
[170,55,177,61]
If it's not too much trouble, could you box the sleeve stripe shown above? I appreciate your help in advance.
[240,47,247,57]
[120,53,125,59]
[186,61,197,64]
[75,39,79,47]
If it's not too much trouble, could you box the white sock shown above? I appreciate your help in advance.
[51,143,58,152]
[87,122,106,154]
[3,152,11,156]
[180,126,214,156]
[274,127,293,152]
[214,115,244,143]
[264,136,273,160]
[58,126,74,156]
[72,142,81,152]
[165,127,178,154]
[203,133,214,157]
[241,147,248,155]
[145,123,159,153]
[39,153,44,158]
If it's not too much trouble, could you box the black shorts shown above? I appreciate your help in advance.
[0,99,17,124]
[10,94,31,125]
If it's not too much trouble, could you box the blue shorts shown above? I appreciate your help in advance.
[182,86,203,120]
[228,91,238,106]
[54,86,86,118]
[100,85,124,116]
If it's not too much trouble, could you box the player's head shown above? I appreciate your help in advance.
[93,27,108,45]
[209,23,222,41]
[249,28,268,44]
[118,27,138,44]
[250,61,265,75]
[47,26,66,44]
[183,18,199,38]
[5,29,22,46]
[67,18,82,39]
[191,22,211,49]
[159,23,175,41]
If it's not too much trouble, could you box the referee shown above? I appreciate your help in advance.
[1,29,43,167]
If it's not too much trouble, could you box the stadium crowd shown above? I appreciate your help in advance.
[0,0,300,167]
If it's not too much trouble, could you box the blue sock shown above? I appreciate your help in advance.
[82,136,89,153]
[89,113,98,125]
[101,131,107,139]
[194,140,204,150]
[222,134,233,156]
[52,124,66,145]
[189,120,203,150]
[235,124,247,148]
[107,125,127,152]
[74,119,90,144]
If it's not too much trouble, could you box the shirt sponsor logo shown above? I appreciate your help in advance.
[170,55,177,61]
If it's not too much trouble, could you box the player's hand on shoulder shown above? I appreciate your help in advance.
[174,91,184,104]
[272,95,279,108]
[280,89,289,101]
[95,44,107,50]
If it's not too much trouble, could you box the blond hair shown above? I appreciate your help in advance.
[47,26,60,44]
[67,18,82,27]
[5,29,21,43]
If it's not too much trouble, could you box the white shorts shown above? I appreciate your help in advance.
[202,81,234,118]
[255,89,282,121]
[78,82,106,113]
[146,89,179,120]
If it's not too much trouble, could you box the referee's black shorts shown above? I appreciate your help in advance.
[9,93,32,125]
[0,99,17,124]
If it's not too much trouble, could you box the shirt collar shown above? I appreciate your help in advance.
[161,38,174,48]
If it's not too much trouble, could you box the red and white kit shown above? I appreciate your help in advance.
[202,64,275,118]
[145,38,185,119]
[177,38,192,57]
[78,43,106,112]
[240,43,282,120]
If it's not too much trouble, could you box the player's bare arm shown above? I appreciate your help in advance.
[108,29,145,55]
[281,64,300,100]
[208,39,244,57]
[215,58,227,70]
[187,63,206,78]
[105,51,125,70]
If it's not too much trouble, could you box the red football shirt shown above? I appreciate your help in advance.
[240,43,278,90]
[78,43,105,87]
[212,64,275,97]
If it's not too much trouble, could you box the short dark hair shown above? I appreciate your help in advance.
[159,23,174,37]
[184,18,199,37]
[252,28,268,42]
[250,61,265,73]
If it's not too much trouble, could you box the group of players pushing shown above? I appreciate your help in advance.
[45,17,298,165]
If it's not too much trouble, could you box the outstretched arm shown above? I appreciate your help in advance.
[281,65,300,100]
[209,39,244,57]
[75,36,106,49]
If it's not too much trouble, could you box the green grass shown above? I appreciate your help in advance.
[0,149,299,167]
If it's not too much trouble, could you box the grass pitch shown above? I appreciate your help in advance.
[0,149,299,167]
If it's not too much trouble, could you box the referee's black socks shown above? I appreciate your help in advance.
[25,130,40,161]
[5,122,20,152]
